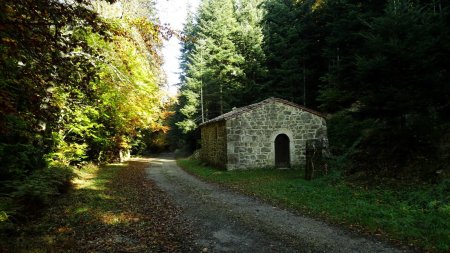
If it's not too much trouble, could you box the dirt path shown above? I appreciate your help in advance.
[146,153,410,253]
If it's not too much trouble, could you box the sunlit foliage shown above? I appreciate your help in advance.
[0,0,164,222]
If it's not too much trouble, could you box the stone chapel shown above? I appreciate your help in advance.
[199,97,328,170]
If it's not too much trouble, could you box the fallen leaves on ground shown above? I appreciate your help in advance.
[1,159,195,252]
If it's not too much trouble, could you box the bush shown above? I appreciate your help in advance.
[325,111,375,172]
[327,111,450,182]
[326,111,376,156]
[0,163,75,222]
[350,115,447,180]
[0,163,74,232]
[0,143,46,182]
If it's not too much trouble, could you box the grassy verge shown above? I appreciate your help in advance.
[1,159,194,252]
[178,158,450,252]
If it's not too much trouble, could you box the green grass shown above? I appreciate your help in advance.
[0,163,126,251]
[66,163,125,224]
[2,159,194,252]
[178,159,450,252]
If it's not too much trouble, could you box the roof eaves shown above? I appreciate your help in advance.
[199,97,326,127]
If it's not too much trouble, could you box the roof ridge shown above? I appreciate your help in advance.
[199,97,325,127]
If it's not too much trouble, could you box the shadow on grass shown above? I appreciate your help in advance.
[1,159,193,252]
[178,158,450,253]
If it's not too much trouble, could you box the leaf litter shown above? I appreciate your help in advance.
[1,159,196,252]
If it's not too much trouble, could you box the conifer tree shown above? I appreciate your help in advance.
[234,0,268,105]
[177,0,245,132]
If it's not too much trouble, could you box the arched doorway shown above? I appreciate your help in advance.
[275,134,290,168]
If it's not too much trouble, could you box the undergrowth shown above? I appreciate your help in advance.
[0,162,75,229]
[0,159,194,252]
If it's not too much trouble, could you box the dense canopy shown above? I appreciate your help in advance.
[173,0,450,179]
[1,0,449,239]
[0,0,167,219]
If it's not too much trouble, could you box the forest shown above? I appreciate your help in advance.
[173,0,450,181]
[0,0,170,223]
[0,0,449,249]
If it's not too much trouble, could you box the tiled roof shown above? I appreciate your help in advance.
[199,97,325,127]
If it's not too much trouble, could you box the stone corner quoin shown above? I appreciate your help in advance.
[200,98,328,170]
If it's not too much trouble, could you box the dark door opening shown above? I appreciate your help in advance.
[275,134,290,168]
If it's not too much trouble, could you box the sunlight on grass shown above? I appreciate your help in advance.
[0,212,8,222]
[178,158,450,252]
[99,212,139,225]
[100,212,122,225]
[72,164,121,191]
[1,160,187,252]
[74,207,89,214]
[108,163,128,167]
[62,164,123,227]
[65,163,143,227]
[97,193,114,200]
[73,167,100,190]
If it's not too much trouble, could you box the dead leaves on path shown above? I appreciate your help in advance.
[103,160,195,252]
[1,159,195,252]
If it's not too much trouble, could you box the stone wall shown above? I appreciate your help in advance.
[226,102,327,170]
[200,121,227,168]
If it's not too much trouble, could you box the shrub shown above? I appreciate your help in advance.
[0,143,46,182]
[326,111,376,156]
[6,163,75,215]
[327,111,450,182]
[1,163,75,232]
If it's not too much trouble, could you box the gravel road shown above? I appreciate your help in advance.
[145,153,411,253]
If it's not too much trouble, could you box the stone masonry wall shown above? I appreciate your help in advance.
[226,102,327,170]
[200,121,227,168]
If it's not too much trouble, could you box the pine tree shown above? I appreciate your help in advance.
[198,0,245,116]
[318,0,450,175]
[261,0,328,107]
[174,0,270,149]
[234,0,267,105]
[177,0,245,129]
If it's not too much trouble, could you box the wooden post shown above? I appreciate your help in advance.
[305,139,327,180]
